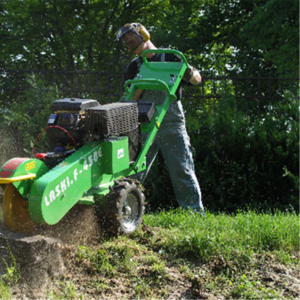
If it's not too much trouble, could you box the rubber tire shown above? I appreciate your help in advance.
[2,184,36,233]
[99,179,145,236]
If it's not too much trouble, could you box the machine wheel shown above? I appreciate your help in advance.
[99,179,145,235]
[2,184,36,233]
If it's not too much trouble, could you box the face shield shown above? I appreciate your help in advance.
[122,31,144,52]
[114,24,144,53]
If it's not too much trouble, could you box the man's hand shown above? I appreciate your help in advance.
[183,64,202,85]
[190,69,202,85]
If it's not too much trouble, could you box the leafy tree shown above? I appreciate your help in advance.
[239,0,299,77]
[1,0,298,77]
[0,0,171,70]
[1,0,115,70]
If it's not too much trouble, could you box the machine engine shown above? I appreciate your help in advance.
[41,98,141,167]
[47,98,100,148]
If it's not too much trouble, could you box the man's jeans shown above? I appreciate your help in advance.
[136,101,204,212]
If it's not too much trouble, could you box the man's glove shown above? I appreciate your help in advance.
[183,64,196,82]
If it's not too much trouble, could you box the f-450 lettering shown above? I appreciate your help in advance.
[44,147,102,207]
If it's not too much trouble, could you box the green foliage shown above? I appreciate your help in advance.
[195,90,299,212]
[0,0,298,124]
[0,209,296,299]
[0,0,298,79]
[147,90,299,213]
[76,246,115,276]
[0,0,121,70]
[0,0,172,71]
[0,74,61,154]
[196,89,300,211]
[40,209,299,299]
[239,0,299,77]
[72,237,172,298]
[75,238,145,278]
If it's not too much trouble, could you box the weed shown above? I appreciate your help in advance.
[0,236,20,300]
[179,263,193,279]
[150,261,169,283]
[0,280,11,300]
[47,281,79,300]
[229,274,281,299]
[141,253,162,266]
[133,276,152,299]
[76,246,115,276]
[1,237,20,284]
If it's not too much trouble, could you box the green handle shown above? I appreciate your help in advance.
[124,78,172,95]
[142,49,188,66]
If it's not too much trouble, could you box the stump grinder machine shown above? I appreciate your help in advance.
[0,49,188,235]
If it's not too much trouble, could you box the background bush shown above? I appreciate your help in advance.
[0,74,62,158]
[145,91,299,213]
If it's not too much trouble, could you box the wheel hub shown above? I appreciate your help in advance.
[123,205,132,216]
[122,193,140,230]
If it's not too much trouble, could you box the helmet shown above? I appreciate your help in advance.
[114,23,150,43]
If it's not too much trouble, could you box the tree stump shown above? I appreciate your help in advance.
[0,226,64,291]
[0,203,100,296]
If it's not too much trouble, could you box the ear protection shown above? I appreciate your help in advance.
[131,23,150,42]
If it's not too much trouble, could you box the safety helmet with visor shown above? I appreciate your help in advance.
[114,23,150,53]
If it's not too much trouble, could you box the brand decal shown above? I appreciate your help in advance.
[117,148,124,159]
[44,147,102,207]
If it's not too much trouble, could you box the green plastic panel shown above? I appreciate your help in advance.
[102,137,130,174]
[28,138,130,225]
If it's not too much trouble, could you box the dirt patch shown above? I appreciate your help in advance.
[0,201,101,244]
[44,240,208,300]
[32,204,101,245]
[257,260,300,297]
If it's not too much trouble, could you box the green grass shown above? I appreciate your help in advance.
[1,208,299,299]
[144,209,299,263]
